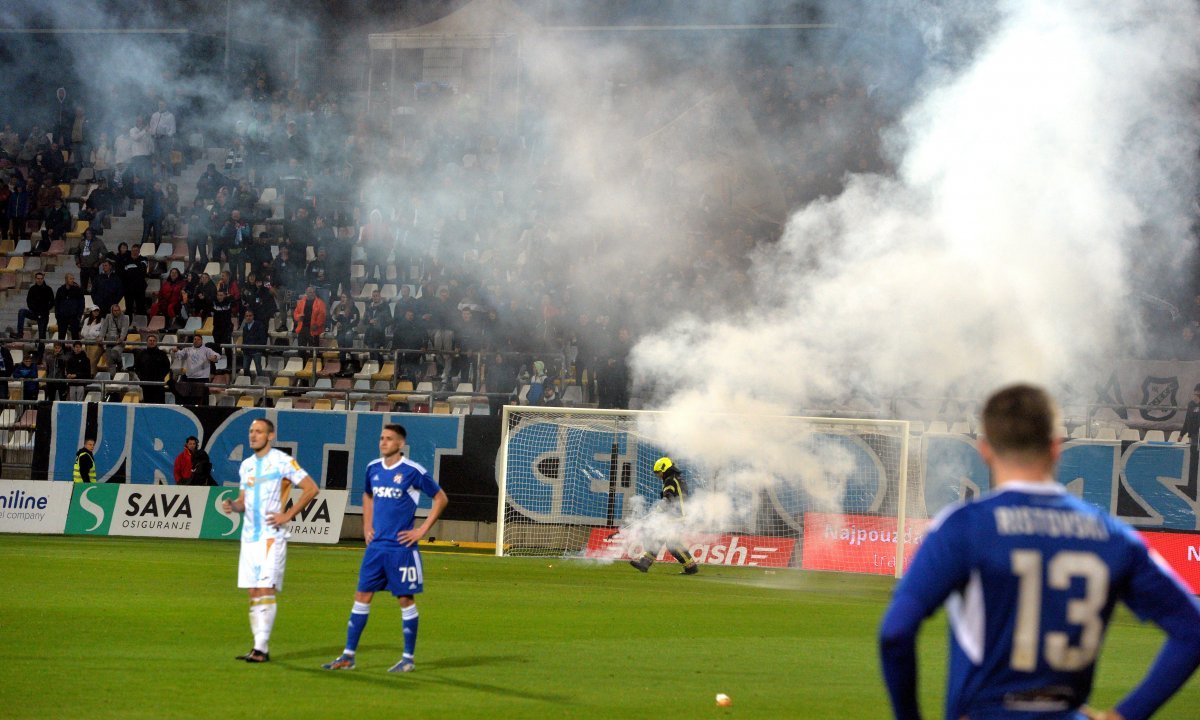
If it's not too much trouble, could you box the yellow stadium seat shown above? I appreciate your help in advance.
[66,220,89,240]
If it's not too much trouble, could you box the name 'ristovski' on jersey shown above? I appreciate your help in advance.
[993,506,1110,541]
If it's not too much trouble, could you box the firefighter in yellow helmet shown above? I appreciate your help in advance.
[629,457,699,575]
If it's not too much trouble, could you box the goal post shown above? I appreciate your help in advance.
[496,406,916,578]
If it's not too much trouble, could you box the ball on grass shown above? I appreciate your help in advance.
[715,693,732,707]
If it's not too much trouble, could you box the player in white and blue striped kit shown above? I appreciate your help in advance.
[322,423,449,673]
[880,384,1200,720]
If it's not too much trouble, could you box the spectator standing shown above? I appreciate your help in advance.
[148,99,176,176]
[184,198,211,266]
[0,342,14,401]
[140,181,164,246]
[54,273,85,340]
[239,310,268,378]
[173,334,220,405]
[219,209,251,286]
[362,288,392,364]
[15,271,54,341]
[92,260,123,317]
[330,293,360,370]
[43,342,68,401]
[119,244,149,317]
[173,436,196,485]
[73,228,108,294]
[132,334,172,404]
[39,198,71,252]
[98,304,131,372]
[65,340,92,401]
[292,286,326,348]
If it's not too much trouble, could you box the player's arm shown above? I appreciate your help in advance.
[221,490,246,514]
[397,489,448,546]
[1107,535,1200,720]
[272,475,319,526]
[361,490,375,545]
[879,509,972,720]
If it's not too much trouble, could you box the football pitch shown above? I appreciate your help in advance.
[1,536,1197,719]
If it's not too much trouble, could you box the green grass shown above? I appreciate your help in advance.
[0,536,1196,719]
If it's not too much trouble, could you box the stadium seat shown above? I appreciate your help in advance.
[2,256,25,274]
[47,239,66,256]
[432,401,451,414]
[1143,430,1166,442]
[1119,428,1142,442]
[355,361,379,380]
[927,421,949,434]
[1168,430,1181,442]
[145,316,165,334]
[1096,428,1118,441]
[371,362,394,381]
[13,239,32,254]
[203,261,220,277]
[313,398,333,411]
[236,395,256,408]
[279,357,305,378]
[949,421,971,434]
[293,398,314,410]
[371,401,392,413]
[275,397,293,410]
[181,316,202,334]
[65,220,89,240]
[141,243,157,257]
[352,401,371,412]
[1070,425,1089,439]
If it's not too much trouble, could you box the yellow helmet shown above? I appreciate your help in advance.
[653,457,673,474]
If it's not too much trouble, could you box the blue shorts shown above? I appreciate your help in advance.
[357,543,425,596]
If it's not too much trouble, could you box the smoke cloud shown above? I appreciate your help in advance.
[621,0,1200,538]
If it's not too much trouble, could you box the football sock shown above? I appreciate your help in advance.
[401,604,419,659]
[251,595,276,653]
[345,601,371,654]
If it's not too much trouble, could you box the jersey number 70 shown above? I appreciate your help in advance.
[1010,549,1109,672]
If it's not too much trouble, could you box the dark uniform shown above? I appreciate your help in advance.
[630,457,699,575]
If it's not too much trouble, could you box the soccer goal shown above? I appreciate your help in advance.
[496,406,916,577]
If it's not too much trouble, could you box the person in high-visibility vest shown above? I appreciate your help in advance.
[73,438,96,483]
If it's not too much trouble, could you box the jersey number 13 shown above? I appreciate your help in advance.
[1010,549,1108,672]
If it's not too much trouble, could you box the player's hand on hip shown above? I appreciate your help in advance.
[397,528,423,546]
[1081,708,1124,720]
[364,528,374,544]
[266,511,288,528]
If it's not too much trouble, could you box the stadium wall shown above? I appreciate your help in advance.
[21,403,1200,585]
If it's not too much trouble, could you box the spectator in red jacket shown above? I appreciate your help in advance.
[173,436,197,485]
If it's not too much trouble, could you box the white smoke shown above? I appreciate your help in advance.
[626,0,1200,531]
[638,0,1200,417]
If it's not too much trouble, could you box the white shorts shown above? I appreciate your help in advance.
[237,536,288,590]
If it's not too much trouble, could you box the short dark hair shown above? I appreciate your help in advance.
[981,384,1056,460]
[383,423,407,440]
[251,417,275,434]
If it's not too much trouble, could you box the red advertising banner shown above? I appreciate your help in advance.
[584,528,797,568]
[801,513,932,576]
[1138,530,1200,595]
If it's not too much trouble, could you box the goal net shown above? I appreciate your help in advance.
[497,406,916,577]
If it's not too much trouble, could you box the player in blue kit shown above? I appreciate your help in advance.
[322,423,448,673]
[880,384,1200,720]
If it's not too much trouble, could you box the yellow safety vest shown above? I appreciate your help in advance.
[73,449,95,483]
